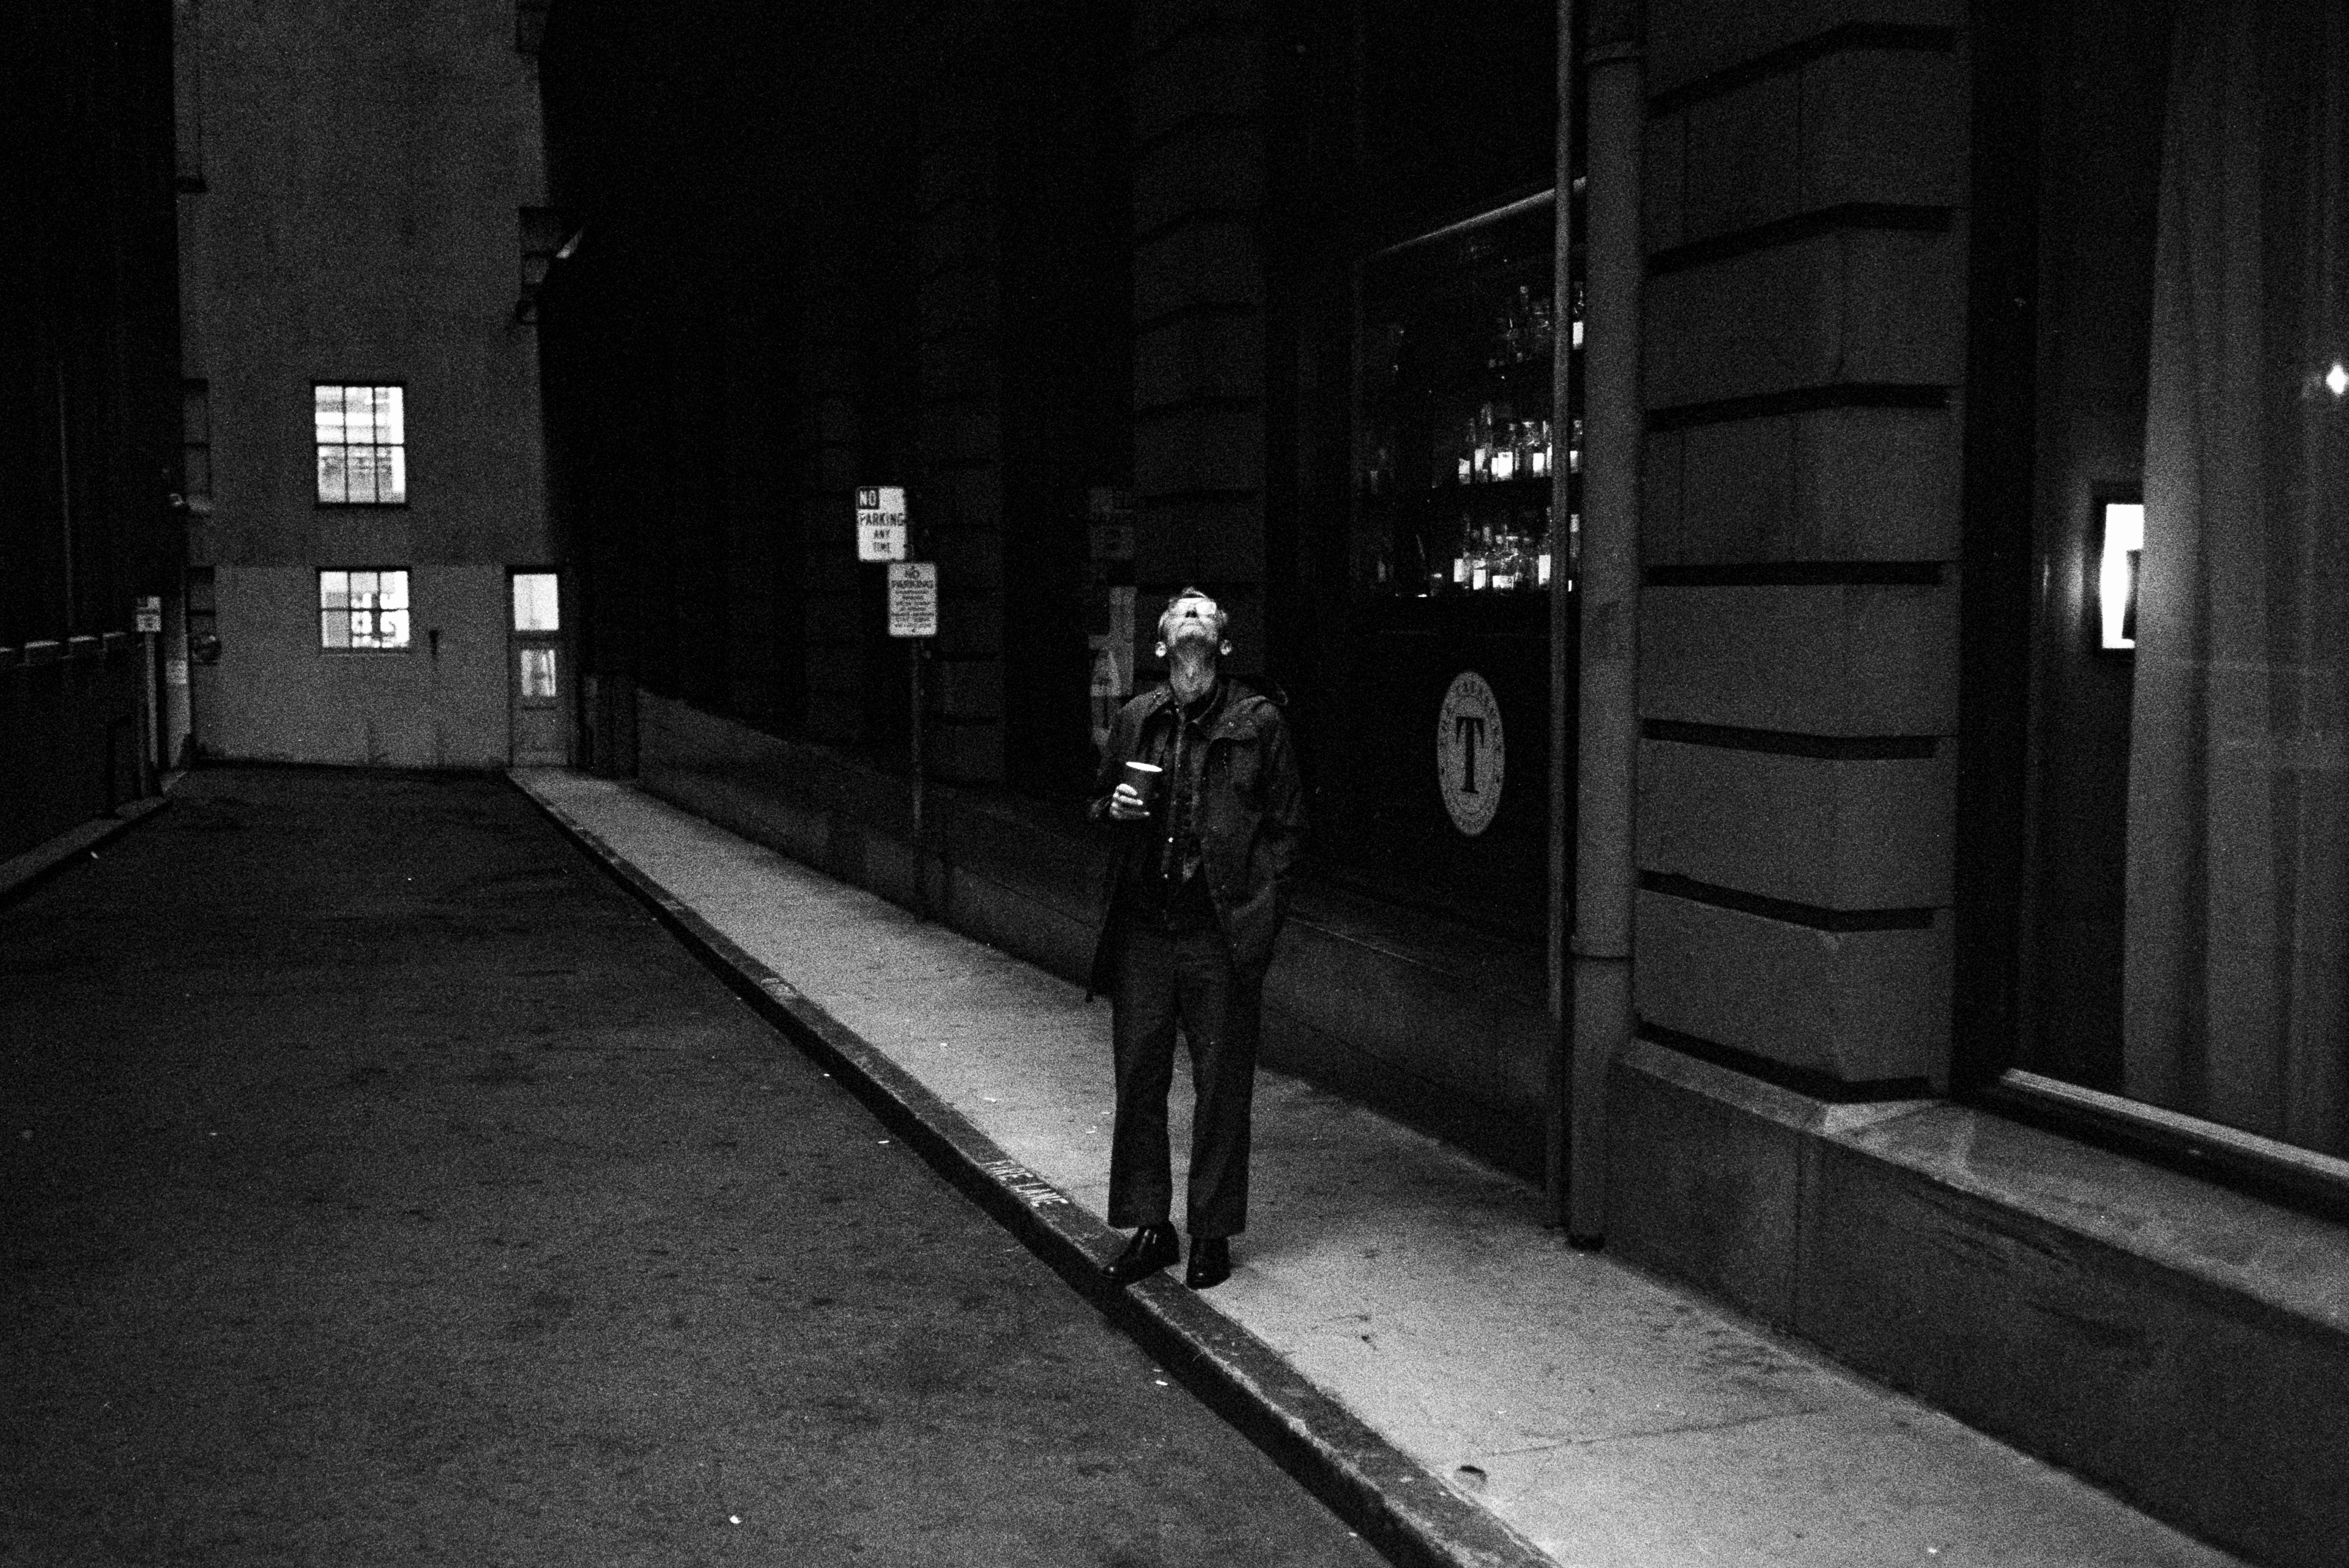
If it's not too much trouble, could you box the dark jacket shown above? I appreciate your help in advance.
[1087,678,1307,993]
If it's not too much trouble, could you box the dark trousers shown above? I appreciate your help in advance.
[1107,923,1261,1239]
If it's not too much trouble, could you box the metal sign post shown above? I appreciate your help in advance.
[135,595,162,795]
[888,560,939,836]
[909,641,927,837]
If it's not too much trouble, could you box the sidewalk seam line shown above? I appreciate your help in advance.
[508,768,1560,1568]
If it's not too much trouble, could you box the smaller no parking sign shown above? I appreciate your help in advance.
[888,563,937,638]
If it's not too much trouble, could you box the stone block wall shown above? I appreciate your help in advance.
[1130,0,1271,673]
[1633,1,1965,1090]
[909,3,1009,782]
[1615,11,2349,1564]
[794,227,875,749]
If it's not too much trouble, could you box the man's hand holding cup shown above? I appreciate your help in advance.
[1112,761,1162,822]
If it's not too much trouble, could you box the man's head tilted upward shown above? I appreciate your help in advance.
[1155,587,1230,657]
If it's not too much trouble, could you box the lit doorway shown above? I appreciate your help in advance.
[509,569,567,766]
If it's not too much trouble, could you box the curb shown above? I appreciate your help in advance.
[0,795,171,909]
[511,770,1557,1568]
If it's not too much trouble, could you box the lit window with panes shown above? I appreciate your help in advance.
[314,385,406,505]
[318,569,410,649]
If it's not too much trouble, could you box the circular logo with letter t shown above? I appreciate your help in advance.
[1436,670,1504,837]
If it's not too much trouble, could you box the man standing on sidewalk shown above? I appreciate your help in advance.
[1088,588,1306,1290]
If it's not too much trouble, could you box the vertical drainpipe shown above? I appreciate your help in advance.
[1544,0,1581,1230]
[1565,0,1643,1244]
[56,367,77,635]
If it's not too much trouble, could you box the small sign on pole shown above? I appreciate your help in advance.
[856,486,908,562]
[887,559,938,848]
[133,596,163,794]
[888,562,938,638]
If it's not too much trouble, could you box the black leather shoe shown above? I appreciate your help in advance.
[1103,1223,1180,1286]
[1184,1236,1231,1290]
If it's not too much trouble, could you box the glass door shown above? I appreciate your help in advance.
[509,569,566,766]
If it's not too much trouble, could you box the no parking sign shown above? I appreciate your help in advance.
[887,563,937,639]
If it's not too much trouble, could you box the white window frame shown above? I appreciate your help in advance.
[313,383,407,505]
[318,568,411,651]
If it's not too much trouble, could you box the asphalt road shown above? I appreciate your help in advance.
[1,768,1385,1568]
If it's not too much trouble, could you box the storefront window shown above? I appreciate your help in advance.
[2118,0,2349,1156]
[2025,0,2349,1161]
[1355,198,1575,609]
[1318,193,1575,936]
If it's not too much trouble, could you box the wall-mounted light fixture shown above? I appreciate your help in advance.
[514,207,571,325]
[2099,500,2145,651]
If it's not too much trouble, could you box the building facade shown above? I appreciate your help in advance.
[174,0,563,771]
[538,4,2349,1566]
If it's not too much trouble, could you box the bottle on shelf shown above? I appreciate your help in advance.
[1513,417,1543,480]
[1490,528,1523,592]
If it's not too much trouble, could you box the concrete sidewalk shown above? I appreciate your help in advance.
[513,768,2243,1568]
[0,792,169,906]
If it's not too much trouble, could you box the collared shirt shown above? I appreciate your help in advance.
[1118,677,1226,931]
